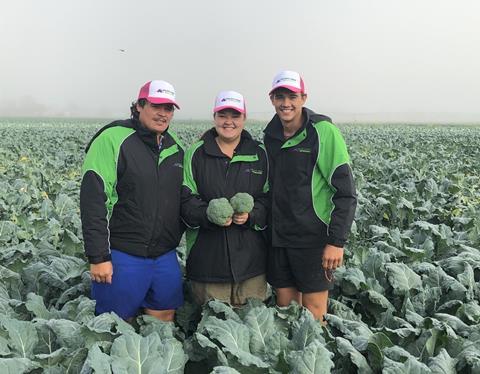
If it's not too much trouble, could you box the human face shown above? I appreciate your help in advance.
[137,101,175,134]
[214,109,245,143]
[270,88,307,126]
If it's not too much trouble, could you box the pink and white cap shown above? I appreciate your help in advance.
[213,90,246,114]
[269,70,306,95]
[138,80,180,109]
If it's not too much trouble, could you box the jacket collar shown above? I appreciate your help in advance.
[132,118,175,151]
[85,118,176,153]
[201,128,256,158]
[264,107,331,141]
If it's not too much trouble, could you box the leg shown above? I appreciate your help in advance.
[267,247,299,307]
[144,308,175,322]
[233,274,267,306]
[287,247,333,324]
[302,291,329,324]
[144,250,184,315]
[91,249,151,320]
[275,287,302,307]
[190,281,231,306]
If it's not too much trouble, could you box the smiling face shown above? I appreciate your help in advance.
[137,100,174,134]
[270,87,307,128]
[213,109,245,144]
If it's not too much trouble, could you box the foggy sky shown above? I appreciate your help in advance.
[1,0,479,123]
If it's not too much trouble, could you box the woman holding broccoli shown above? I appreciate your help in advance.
[181,91,269,306]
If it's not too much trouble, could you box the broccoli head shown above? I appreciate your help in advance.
[206,198,234,226]
[229,192,254,214]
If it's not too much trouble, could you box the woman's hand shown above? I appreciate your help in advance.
[232,212,249,225]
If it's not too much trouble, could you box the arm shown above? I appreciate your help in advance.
[321,164,356,272]
[328,163,357,247]
[181,186,224,228]
[244,144,270,230]
[80,133,118,264]
[181,143,215,229]
[316,123,357,247]
[80,171,112,264]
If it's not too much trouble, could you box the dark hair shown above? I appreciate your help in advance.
[130,99,147,119]
[269,87,306,98]
[213,108,246,118]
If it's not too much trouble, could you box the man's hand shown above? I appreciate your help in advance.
[90,261,113,284]
[232,212,249,225]
[322,244,344,270]
[222,217,233,227]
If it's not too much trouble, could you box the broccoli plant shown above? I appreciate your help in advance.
[229,192,254,214]
[206,198,234,226]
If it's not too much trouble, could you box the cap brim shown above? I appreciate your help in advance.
[146,97,180,109]
[213,105,246,114]
[269,84,303,95]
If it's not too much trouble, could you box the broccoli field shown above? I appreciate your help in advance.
[0,118,479,373]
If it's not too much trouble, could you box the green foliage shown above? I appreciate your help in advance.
[0,119,479,372]
[206,198,234,226]
[229,193,254,214]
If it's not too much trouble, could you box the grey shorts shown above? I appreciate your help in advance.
[190,274,267,306]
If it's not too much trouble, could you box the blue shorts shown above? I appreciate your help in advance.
[91,249,183,319]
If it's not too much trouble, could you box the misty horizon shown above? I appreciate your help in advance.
[1,95,479,124]
[1,0,479,124]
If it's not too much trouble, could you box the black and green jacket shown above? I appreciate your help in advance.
[263,108,357,249]
[181,128,269,283]
[80,118,185,264]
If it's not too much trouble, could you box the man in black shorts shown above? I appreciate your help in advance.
[263,70,357,323]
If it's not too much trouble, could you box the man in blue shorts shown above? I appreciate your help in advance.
[80,80,185,321]
[264,70,357,323]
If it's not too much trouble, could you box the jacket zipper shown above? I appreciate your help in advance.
[224,158,237,282]
[148,143,162,256]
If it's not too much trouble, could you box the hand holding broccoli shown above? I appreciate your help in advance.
[206,193,254,226]
[230,192,254,225]
[229,192,254,214]
[206,198,234,226]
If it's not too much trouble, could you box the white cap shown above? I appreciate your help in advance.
[270,70,306,95]
[213,90,246,114]
[138,80,180,109]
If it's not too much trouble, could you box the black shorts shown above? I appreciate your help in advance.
[267,246,334,293]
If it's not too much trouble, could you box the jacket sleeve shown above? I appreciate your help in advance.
[317,124,357,247]
[247,144,270,231]
[328,164,357,246]
[181,145,213,229]
[80,133,118,264]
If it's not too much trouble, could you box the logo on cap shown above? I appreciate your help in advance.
[221,97,242,103]
[156,88,175,97]
[138,80,180,109]
[213,90,246,114]
[276,77,297,84]
[270,70,305,95]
